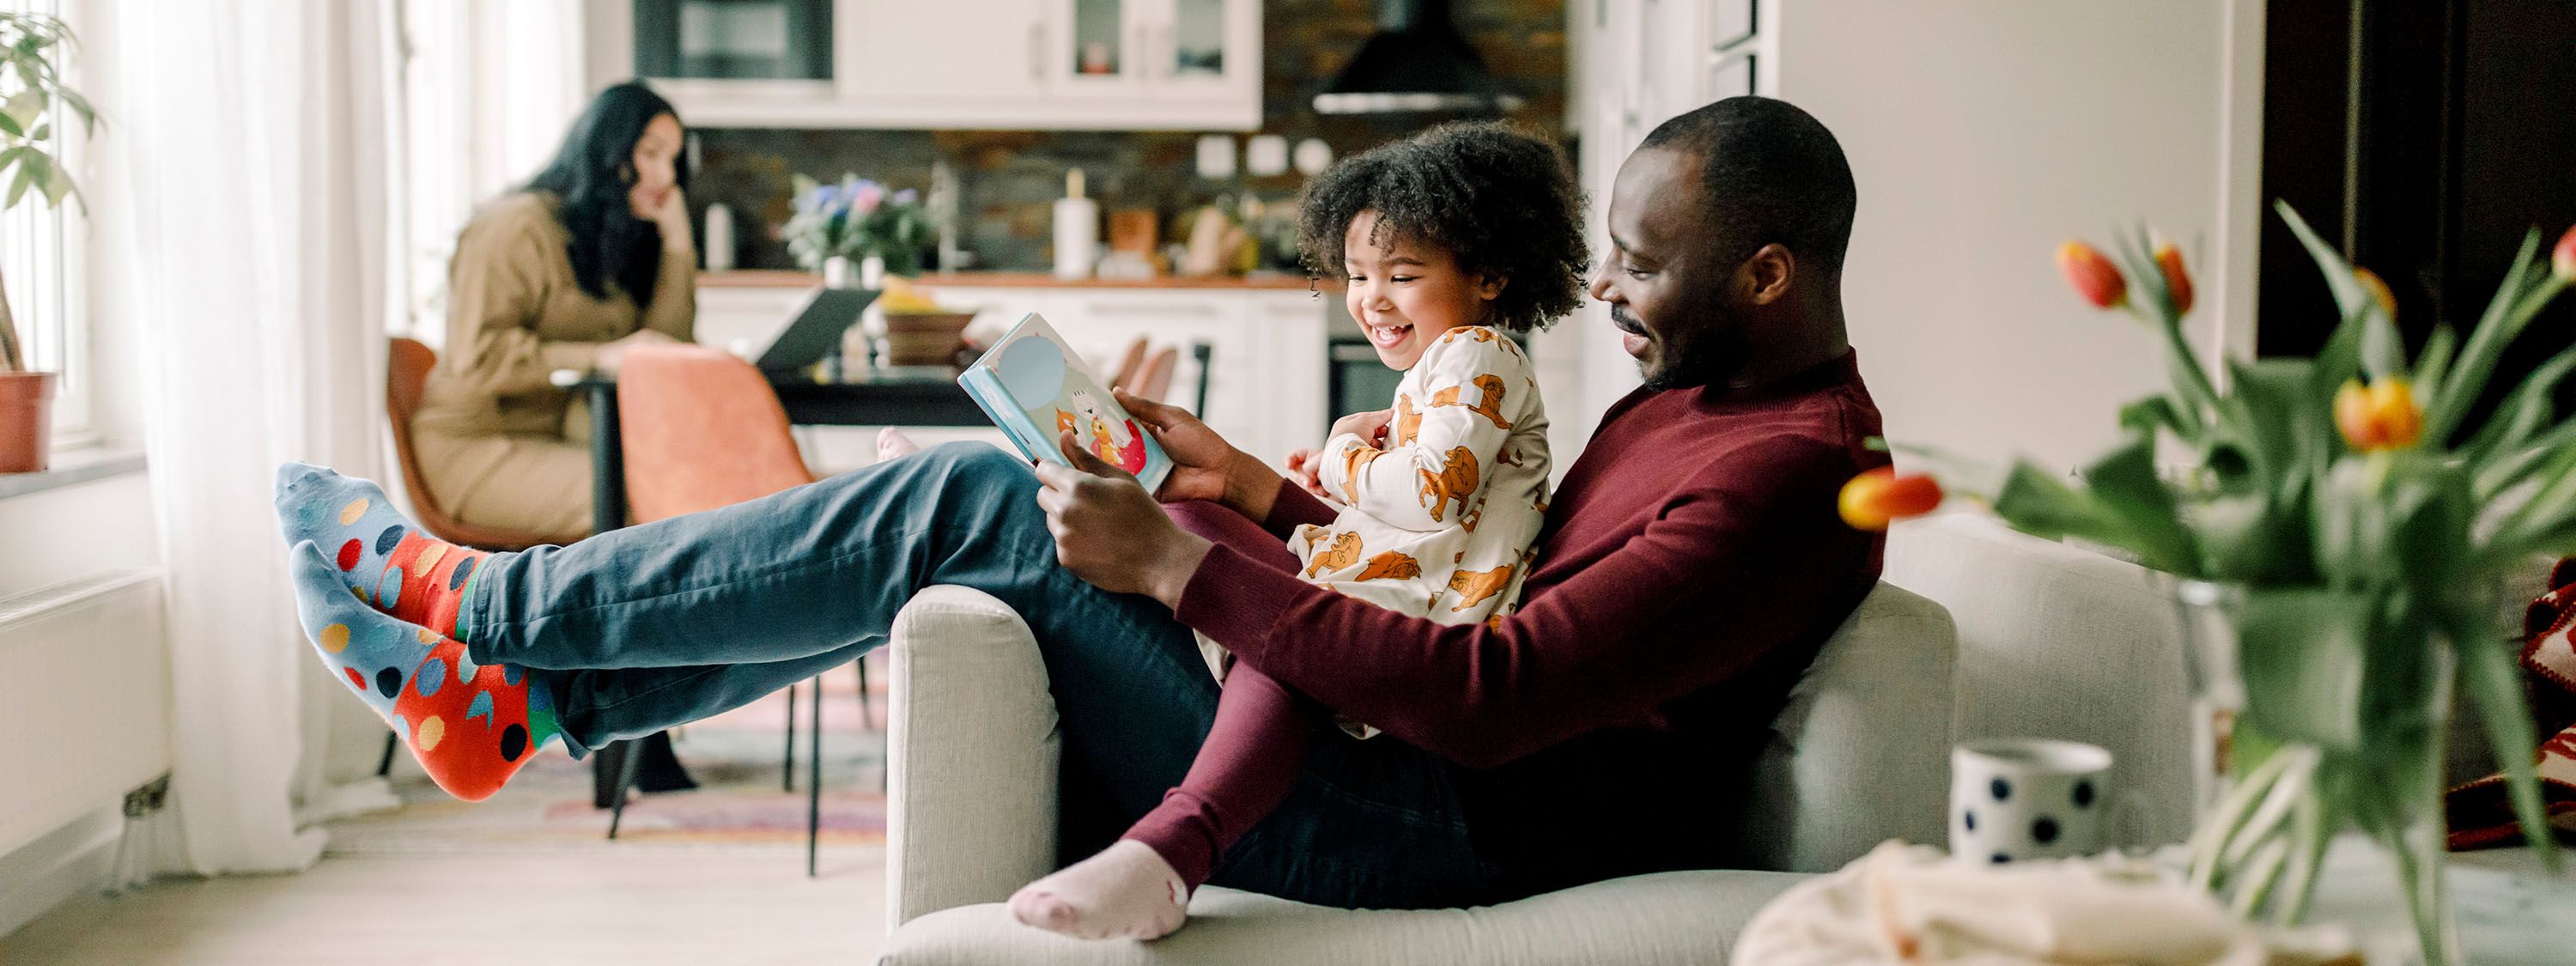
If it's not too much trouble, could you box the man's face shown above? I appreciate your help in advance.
[1588,146,1743,391]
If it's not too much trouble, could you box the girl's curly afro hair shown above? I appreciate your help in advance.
[1297,121,1589,333]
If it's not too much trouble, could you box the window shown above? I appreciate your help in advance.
[397,0,583,348]
[0,0,89,446]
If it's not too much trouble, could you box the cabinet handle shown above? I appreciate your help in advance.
[1030,22,1045,82]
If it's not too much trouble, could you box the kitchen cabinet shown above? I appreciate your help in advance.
[585,0,1261,130]
[691,278,1326,470]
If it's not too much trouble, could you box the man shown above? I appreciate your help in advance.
[276,95,1882,914]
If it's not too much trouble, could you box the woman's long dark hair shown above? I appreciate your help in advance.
[526,82,685,303]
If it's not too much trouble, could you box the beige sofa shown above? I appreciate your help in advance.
[876,513,2197,964]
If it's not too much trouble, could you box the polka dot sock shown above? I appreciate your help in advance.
[286,539,558,801]
[274,462,490,641]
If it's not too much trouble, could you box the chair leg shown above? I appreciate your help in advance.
[376,730,398,777]
[784,682,799,793]
[605,741,642,840]
[807,673,823,878]
[855,658,874,732]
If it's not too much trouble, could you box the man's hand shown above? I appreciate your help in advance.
[1283,447,1333,501]
[1115,389,1285,520]
[1329,408,1394,448]
[651,185,694,254]
[1036,430,1212,608]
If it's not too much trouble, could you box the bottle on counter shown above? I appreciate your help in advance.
[702,203,736,272]
[1053,168,1100,281]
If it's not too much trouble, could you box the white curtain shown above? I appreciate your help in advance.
[107,0,404,875]
[398,0,585,345]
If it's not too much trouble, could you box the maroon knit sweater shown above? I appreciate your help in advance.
[1176,351,1888,896]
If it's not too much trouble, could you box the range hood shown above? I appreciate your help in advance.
[1314,0,1525,115]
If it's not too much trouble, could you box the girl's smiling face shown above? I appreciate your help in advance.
[1344,210,1504,370]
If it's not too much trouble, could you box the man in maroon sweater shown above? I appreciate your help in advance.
[279,96,1885,911]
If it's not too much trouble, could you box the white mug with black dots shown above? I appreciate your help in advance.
[1949,738,2113,865]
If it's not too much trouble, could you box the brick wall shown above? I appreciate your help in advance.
[690,0,1566,272]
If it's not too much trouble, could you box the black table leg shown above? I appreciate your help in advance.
[583,381,696,830]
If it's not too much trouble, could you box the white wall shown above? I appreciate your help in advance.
[1771,0,2259,470]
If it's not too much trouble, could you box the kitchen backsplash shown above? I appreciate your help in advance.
[686,0,1567,274]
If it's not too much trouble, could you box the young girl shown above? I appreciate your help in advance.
[1002,121,1590,941]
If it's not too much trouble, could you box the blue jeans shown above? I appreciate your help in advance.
[459,443,1494,908]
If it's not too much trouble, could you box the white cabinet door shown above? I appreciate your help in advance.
[841,0,1054,102]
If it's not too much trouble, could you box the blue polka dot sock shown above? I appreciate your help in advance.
[287,540,556,801]
[274,462,493,642]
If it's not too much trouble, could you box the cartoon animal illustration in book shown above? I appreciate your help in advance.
[1340,443,1385,503]
[1354,551,1421,582]
[1394,393,1422,446]
[1430,374,1514,430]
[1068,389,1150,473]
[1303,532,1364,578]
[1417,447,1479,522]
[1444,556,1516,613]
[1055,409,1079,442]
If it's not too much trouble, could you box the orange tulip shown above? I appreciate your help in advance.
[2555,224,2576,283]
[2154,242,2193,315]
[2057,241,2127,309]
[2334,378,2422,453]
[1839,466,1945,531]
[2354,266,2397,319]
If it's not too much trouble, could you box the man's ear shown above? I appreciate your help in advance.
[1739,244,1796,306]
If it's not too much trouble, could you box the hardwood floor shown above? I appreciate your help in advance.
[0,848,888,964]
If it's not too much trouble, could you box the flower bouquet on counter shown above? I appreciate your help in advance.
[1840,201,2576,964]
[781,173,935,276]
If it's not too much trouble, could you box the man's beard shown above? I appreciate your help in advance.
[1624,302,1735,392]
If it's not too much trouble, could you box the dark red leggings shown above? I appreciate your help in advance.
[1121,500,1323,888]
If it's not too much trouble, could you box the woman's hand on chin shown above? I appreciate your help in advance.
[1113,389,1282,519]
[1036,431,1211,609]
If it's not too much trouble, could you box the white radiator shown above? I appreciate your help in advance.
[0,569,168,857]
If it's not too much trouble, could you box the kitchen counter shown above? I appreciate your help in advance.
[700,269,1328,291]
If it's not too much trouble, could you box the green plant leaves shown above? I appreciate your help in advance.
[2234,589,2369,752]
[2435,601,2561,872]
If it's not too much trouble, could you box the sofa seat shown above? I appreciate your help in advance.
[876,581,1957,964]
[880,870,1810,965]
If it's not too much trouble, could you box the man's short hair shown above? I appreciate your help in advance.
[1639,96,1857,278]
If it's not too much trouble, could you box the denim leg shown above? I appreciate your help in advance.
[471,442,1489,908]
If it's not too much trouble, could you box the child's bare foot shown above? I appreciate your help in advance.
[876,428,921,463]
[1007,839,1188,940]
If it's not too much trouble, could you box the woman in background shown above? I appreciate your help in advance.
[411,81,696,538]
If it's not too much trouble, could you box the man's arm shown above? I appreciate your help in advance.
[1177,439,1868,769]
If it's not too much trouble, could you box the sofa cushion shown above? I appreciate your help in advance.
[877,871,1810,966]
[1733,581,1957,872]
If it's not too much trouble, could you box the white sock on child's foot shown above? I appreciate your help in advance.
[876,428,920,463]
[1008,839,1188,941]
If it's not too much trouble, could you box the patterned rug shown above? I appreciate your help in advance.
[325,665,888,857]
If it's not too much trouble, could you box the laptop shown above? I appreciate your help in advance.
[752,287,880,374]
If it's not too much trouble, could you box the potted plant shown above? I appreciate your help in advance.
[0,11,96,473]
[780,173,935,284]
[1844,204,2576,963]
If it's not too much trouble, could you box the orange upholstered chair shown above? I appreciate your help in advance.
[616,343,816,522]
[611,343,875,876]
[386,337,586,550]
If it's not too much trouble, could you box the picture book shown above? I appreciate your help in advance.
[957,313,1173,494]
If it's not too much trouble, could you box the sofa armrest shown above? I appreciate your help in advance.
[886,585,1060,931]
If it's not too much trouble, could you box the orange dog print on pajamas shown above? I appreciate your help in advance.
[1430,374,1514,431]
[1303,532,1364,578]
[1417,447,1478,523]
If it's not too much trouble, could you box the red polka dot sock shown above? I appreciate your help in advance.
[286,539,558,801]
[274,462,494,641]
